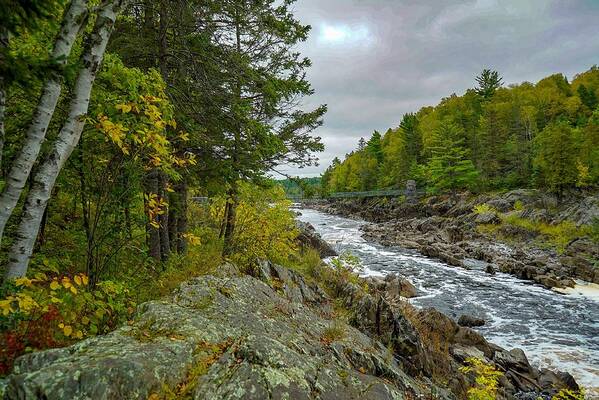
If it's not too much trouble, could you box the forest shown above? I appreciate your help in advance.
[321,68,599,196]
[0,0,326,373]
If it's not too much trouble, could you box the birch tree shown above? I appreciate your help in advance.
[4,0,123,279]
[0,0,88,242]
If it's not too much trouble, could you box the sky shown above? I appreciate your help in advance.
[277,0,599,178]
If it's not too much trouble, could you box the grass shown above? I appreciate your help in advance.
[157,339,234,400]
[476,210,594,254]
[321,320,346,345]
[500,214,591,252]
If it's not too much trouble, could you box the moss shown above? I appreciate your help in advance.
[158,339,234,400]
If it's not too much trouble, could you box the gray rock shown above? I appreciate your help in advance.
[457,315,485,328]
[3,267,444,400]
[296,221,338,258]
[475,212,500,225]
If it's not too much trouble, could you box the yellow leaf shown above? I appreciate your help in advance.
[116,103,132,113]
[0,299,13,316]
[70,286,78,294]
[58,323,64,329]
[50,280,60,290]
[74,275,82,286]
[15,277,32,287]
[63,325,73,337]
[81,316,90,325]
[82,275,89,285]
[75,330,84,339]
[34,272,48,280]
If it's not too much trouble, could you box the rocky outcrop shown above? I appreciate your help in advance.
[296,221,338,258]
[1,262,580,400]
[2,263,448,400]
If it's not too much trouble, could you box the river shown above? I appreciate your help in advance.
[296,207,599,395]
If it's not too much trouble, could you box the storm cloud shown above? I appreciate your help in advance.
[279,0,599,177]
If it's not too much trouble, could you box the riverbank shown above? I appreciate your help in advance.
[0,256,582,400]
[308,189,599,290]
[296,207,599,396]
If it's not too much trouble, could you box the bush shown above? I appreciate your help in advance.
[0,271,135,375]
[501,214,590,252]
[459,357,503,400]
[552,388,586,400]
[473,203,497,214]
[209,182,299,267]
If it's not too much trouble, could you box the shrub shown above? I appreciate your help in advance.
[459,358,503,400]
[209,182,299,266]
[501,214,590,252]
[473,203,496,214]
[0,272,135,375]
[552,388,586,400]
[513,200,525,211]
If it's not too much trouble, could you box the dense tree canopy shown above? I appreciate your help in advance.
[321,67,599,196]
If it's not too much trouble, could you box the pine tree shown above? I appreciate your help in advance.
[426,122,479,193]
[533,120,579,196]
[475,69,503,99]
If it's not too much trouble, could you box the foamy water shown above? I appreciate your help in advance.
[297,207,599,396]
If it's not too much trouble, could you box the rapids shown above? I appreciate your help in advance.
[296,207,599,395]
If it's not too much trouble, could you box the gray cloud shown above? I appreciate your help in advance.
[278,0,599,178]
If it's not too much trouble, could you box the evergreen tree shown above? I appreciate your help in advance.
[426,122,479,193]
[475,69,503,99]
[366,131,383,163]
[533,120,578,196]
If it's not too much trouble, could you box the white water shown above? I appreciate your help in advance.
[297,207,599,396]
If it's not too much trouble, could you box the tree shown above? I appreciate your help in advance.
[4,0,125,280]
[475,69,503,99]
[532,120,578,196]
[366,131,383,163]
[0,0,89,243]
[577,84,598,111]
[205,0,325,256]
[399,113,421,163]
[426,121,479,193]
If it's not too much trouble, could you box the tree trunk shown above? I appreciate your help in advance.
[3,0,122,280]
[158,172,170,263]
[0,26,7,173]
[176,182,188,254]
[0,0,89,244]
[222,186,238,257]
[144,171,161,262]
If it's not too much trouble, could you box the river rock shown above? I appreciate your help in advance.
[485,265,497,275]
[384,273,418,299]
[457,315,485,328]
[475,212,500,225]
[296,220,338,258]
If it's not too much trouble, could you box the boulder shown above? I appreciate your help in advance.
[384,274,418,299]
[475,212,500,225]
[295,221,338,258]
[457,315,486,328]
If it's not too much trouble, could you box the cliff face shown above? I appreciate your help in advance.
[1,261,578,400]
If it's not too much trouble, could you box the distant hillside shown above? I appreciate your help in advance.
[278,177,321,198]
[321,67,599,196]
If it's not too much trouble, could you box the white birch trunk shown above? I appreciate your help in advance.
[0,27,9,171]
[0,0,88,243]
[4,0,123,280]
